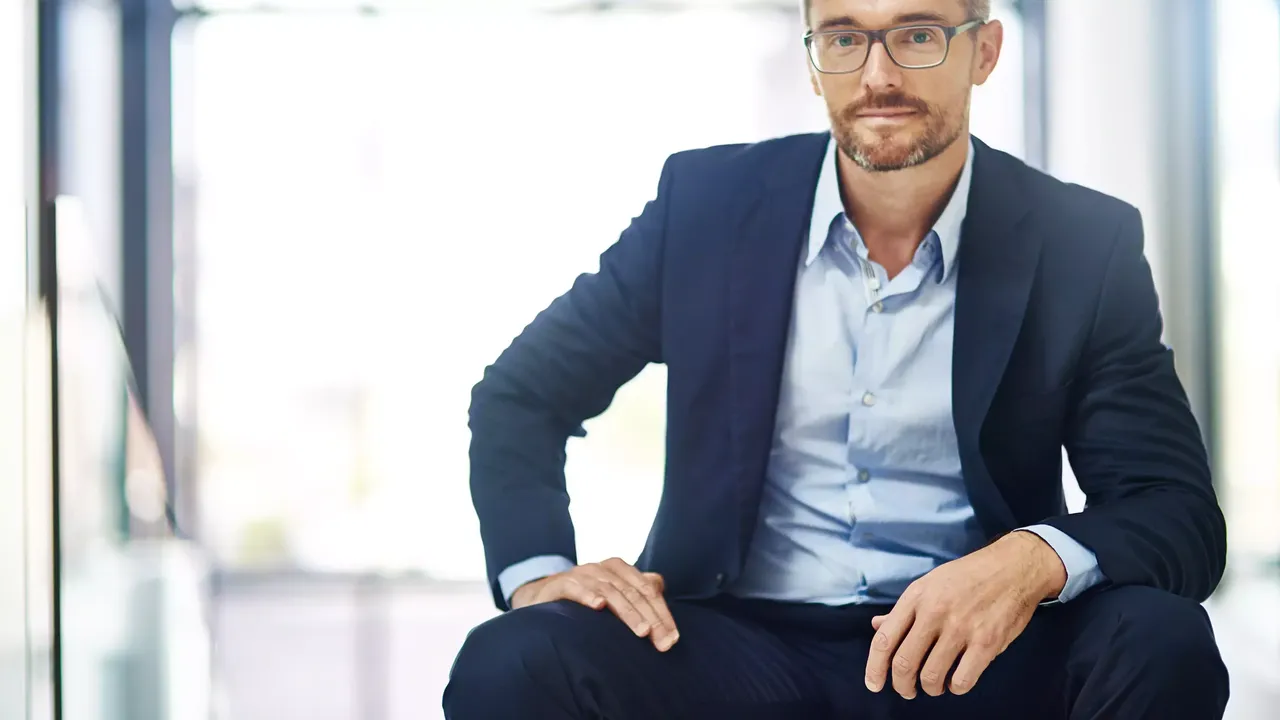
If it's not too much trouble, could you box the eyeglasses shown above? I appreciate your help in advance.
[804,20,984,74]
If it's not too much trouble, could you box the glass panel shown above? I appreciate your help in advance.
[0,0,33,710]
[1,0,55,717]
[186,8,808,579]
[52,3,214,719]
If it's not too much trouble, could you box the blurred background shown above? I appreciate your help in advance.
[1,0,1278,718]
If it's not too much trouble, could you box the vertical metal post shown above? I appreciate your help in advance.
[1154,0,1218,467]
[1017,0,1049,171]
[120,0,186,534]
[36,1,64,717]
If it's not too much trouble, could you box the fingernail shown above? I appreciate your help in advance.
[635,624,649,636]
[865,679,879,692]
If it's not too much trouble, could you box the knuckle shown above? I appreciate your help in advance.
[892,655,914,674]
[873,631,893,650]
[972,629,1000,650]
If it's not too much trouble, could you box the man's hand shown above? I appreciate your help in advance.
[510,557,680,652]
[864,531,1068,699]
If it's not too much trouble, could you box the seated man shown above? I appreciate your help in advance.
[445,0,1230,717]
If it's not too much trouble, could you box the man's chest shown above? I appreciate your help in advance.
[774,248,960,471]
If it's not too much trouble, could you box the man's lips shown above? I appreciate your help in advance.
[857,108,919,117]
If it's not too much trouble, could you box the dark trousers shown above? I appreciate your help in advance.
[443,585,1228,719]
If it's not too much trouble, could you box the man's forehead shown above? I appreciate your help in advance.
[807,0,966,27]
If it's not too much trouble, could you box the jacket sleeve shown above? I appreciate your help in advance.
[1042,206,1227,602]
[468,156,675,609]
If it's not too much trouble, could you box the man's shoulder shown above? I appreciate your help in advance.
[981,143,1140,232]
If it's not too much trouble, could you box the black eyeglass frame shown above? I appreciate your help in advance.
[803,19,985,74]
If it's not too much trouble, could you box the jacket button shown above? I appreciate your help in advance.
[715,573,727,587]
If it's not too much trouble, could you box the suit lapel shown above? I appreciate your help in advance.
[727,133,828,546]
[952,139,1038,533]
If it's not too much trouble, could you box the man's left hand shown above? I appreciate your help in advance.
[864,530,1068,700]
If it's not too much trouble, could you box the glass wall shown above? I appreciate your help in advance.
[50,3,213,719]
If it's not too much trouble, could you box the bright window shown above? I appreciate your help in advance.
[184,4,1033,578]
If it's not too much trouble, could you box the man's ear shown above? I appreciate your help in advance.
[971,20,1004,86]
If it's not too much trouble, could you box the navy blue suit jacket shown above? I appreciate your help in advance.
[468,133,1226,610]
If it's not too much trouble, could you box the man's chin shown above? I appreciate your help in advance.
[848,144,922,173]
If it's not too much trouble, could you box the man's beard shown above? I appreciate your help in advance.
[832,91,965,173]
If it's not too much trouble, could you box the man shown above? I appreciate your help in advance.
[445,0,1230,717]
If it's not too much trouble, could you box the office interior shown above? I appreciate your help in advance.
[1,0,1278,718]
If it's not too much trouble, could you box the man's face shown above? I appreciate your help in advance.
[806,0,1000,172]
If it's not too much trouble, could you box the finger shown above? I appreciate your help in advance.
[558,577,606,611]
[596,568,660,635]
[581,573,651,638]
[866,603,916,693]
[641,572,665,594]
[632,572,679,651]
[919,632,965,698]
[871,615,885,631]
[949,637,1000,696]
[599,561,673,647]
[890,619,940,700]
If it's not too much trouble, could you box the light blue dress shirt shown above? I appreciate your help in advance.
[498,137,1105,607]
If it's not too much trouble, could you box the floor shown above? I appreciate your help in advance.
[207,570,1279,720]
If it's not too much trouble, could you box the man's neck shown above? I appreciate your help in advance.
[838,134,969,278]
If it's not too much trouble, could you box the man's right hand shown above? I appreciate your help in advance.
[509,557,680,652]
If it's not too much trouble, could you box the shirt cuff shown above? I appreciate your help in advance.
[1018,524,1107,604]
[497,554,576,609]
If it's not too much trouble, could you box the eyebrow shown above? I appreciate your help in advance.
[814,11,953,32]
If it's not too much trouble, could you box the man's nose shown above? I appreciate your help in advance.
[862,42,902,92]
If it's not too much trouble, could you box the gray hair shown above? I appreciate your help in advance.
[801,1,992,29]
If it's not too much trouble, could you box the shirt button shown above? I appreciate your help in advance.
[872,301,884,313]
[858,469,871,482]
[861,392,877,407]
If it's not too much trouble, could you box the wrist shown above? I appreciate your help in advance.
[510,575,550,609]
[1010,530,1068,601]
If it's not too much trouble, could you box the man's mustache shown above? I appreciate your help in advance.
[843,93,931,117]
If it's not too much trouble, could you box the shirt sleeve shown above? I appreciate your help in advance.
[1019,524,1108,604]
[496,555,577,609]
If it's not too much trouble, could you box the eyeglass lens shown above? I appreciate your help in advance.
[811,26,948,72]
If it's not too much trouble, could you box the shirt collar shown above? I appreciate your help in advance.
[805,135,975,282]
